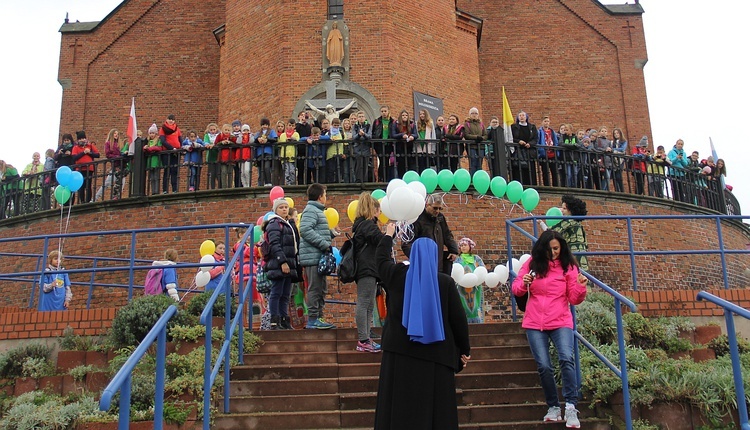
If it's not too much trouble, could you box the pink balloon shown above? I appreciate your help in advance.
[269,186,285,202]
[257,216,264,226]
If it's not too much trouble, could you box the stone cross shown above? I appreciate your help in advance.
[306,80,357,119]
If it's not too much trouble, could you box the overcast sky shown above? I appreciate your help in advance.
[0,0,748,218]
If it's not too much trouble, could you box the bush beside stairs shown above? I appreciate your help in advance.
[213,323,611,429]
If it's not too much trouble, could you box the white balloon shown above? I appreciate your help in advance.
[473,266,488,284]
[451,263,465,283]
[386,179,407,198]
[494,265,509,284]
[507,258,521,275]
[380,196,396,220]
[200,255,216,272]
[407,181,427,200]
[407,191,426,220]
[458,273,479,288]
[484,272,501,288]
[195,271,211,288]
[389,187,414,221]
[519,254,531,265]
[404,216,419,225]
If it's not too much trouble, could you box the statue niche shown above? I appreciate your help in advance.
[322,20,349,81]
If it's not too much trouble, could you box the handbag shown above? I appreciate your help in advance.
[514,289,529,312]
[317,249,337,276]
[256,262,272,294]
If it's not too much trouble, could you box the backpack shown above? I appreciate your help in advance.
[143,268,164,295]
[337,233,359,284]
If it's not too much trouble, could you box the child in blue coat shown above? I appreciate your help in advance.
[40,251,72,311]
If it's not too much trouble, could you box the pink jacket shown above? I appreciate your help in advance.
[511,259,587,331]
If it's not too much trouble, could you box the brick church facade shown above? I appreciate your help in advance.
[57,0,650,145]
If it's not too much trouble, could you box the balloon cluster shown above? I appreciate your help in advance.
[54,166,85,204]
[450,253,531,289]
[379,178,426,224]
[195,240,216,288]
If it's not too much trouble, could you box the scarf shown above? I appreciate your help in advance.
[162,122,177,135]
[402,238,445,344]
[460,253,475,266]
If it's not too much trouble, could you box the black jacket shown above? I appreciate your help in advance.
[263,216,299,280]
[352,216,385,280]
[377,234,470,372]
[401,210,459,274]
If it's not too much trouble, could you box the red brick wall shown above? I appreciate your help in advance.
[1,188,748,325]
[58,0,225,142]
[0,308,117,340]
[461,0,652,144]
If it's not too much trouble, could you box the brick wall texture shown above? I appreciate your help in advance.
[1,187,748,332]
[58,0,650,145]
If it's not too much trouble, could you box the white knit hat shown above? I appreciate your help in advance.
[272,198,288,213]
[148,123,158,134]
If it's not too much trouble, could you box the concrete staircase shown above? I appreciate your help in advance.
[213,323,611,429]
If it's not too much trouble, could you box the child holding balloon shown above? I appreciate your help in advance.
[456,237,486,324]
[40,250,72,311]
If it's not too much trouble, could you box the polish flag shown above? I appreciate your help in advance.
[126,97,137,155]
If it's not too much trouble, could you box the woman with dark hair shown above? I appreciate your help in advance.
[549,195,589,272]
[375,225,471,429]
[610,128,627,192]
[511,229,587,428]
[391,110,418,177]
[510,111,539,185]
[444,114,465,172]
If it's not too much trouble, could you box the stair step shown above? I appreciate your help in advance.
[244,351,338,365]
[229,377,339,397]
[257,339,338,353]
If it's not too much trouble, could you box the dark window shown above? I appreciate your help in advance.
[328,0,343,19]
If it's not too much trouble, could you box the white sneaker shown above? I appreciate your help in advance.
[543,406,562,422]
[565,406,580,428]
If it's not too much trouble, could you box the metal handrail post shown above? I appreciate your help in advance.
[615,299,632,430]
[715,216,730,289]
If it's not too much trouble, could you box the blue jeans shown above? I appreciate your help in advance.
[526,327,577,407]
[469,147,485,176]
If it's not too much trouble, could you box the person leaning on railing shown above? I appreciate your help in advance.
[646,145,670,198]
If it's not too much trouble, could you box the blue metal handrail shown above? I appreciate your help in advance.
[198,228,255,430]
[99,305,178,430]
[696,292,750,430]
[506,215,639,430]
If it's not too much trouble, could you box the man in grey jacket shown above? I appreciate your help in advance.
[298,183,337,329]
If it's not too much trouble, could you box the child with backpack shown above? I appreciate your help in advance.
[145,248,180,301]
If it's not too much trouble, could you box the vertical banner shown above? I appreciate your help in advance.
[412,91,443,121]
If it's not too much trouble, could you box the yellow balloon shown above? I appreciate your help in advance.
[347,200,359,223]
[284,197,294,208]
[324,207,339,229]
[199,240,216,257]
[378,211,389,224]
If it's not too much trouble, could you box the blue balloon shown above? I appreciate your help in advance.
[68,171,84,192]
[264,211,275,221]
[56,166,73,187]
[332,247,342,265]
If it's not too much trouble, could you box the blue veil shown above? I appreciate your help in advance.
[402,238,445,344]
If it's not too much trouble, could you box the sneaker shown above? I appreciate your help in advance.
[188,187,195,191]
[356,340,381,353]
[565,406,580,428]
[305,318,336,330]
[369,340,381,350]
[543,406,562,422]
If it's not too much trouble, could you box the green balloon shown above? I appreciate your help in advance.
[453,169,471,193]
[521,188,540,212]
[253,225,262,243]
[472,170,491,195]
[403,170,420,184]
[490,176,507,198]
[371,189,386,200]
[54,186,71,204]
[546,207,563,227]
[437,169,455,193]
[506,180,523,203]
[420,169,438,193]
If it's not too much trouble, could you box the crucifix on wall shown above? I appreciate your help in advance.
[622,20,635,48]
[69,38,83,66]
[305,80,357,122]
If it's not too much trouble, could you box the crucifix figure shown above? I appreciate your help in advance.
[622,20,635,48]
[69,38,83,65]
[305,80,357,123]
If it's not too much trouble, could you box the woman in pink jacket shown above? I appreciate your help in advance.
[511,229,587,428]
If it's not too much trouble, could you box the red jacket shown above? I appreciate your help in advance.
[236,133,252,162]
[631,146,647,172]
[71,142,100,171]
[159,122,182,150]
[216,132,234,163]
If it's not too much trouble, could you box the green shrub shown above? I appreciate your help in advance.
[708,333,750,357]
[109,295,196,349]
[57,326,110,352]
[576,300,617,346]
[0,391,106,430]
[185,292,238,318]
[624,312,667,350]
[0,343,53,379]
[21,357,55,379]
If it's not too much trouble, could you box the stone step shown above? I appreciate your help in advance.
[214,402,601,429]
[244,351,339,365]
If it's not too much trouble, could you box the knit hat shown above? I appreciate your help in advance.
[241,124,250,132]
[232,120,241,127]
[148,123,158,134]
[469,107,479,115]
[458,237,476,250]
[272,198,288,213]
[75,130,87,140]
[637,136,649,147]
